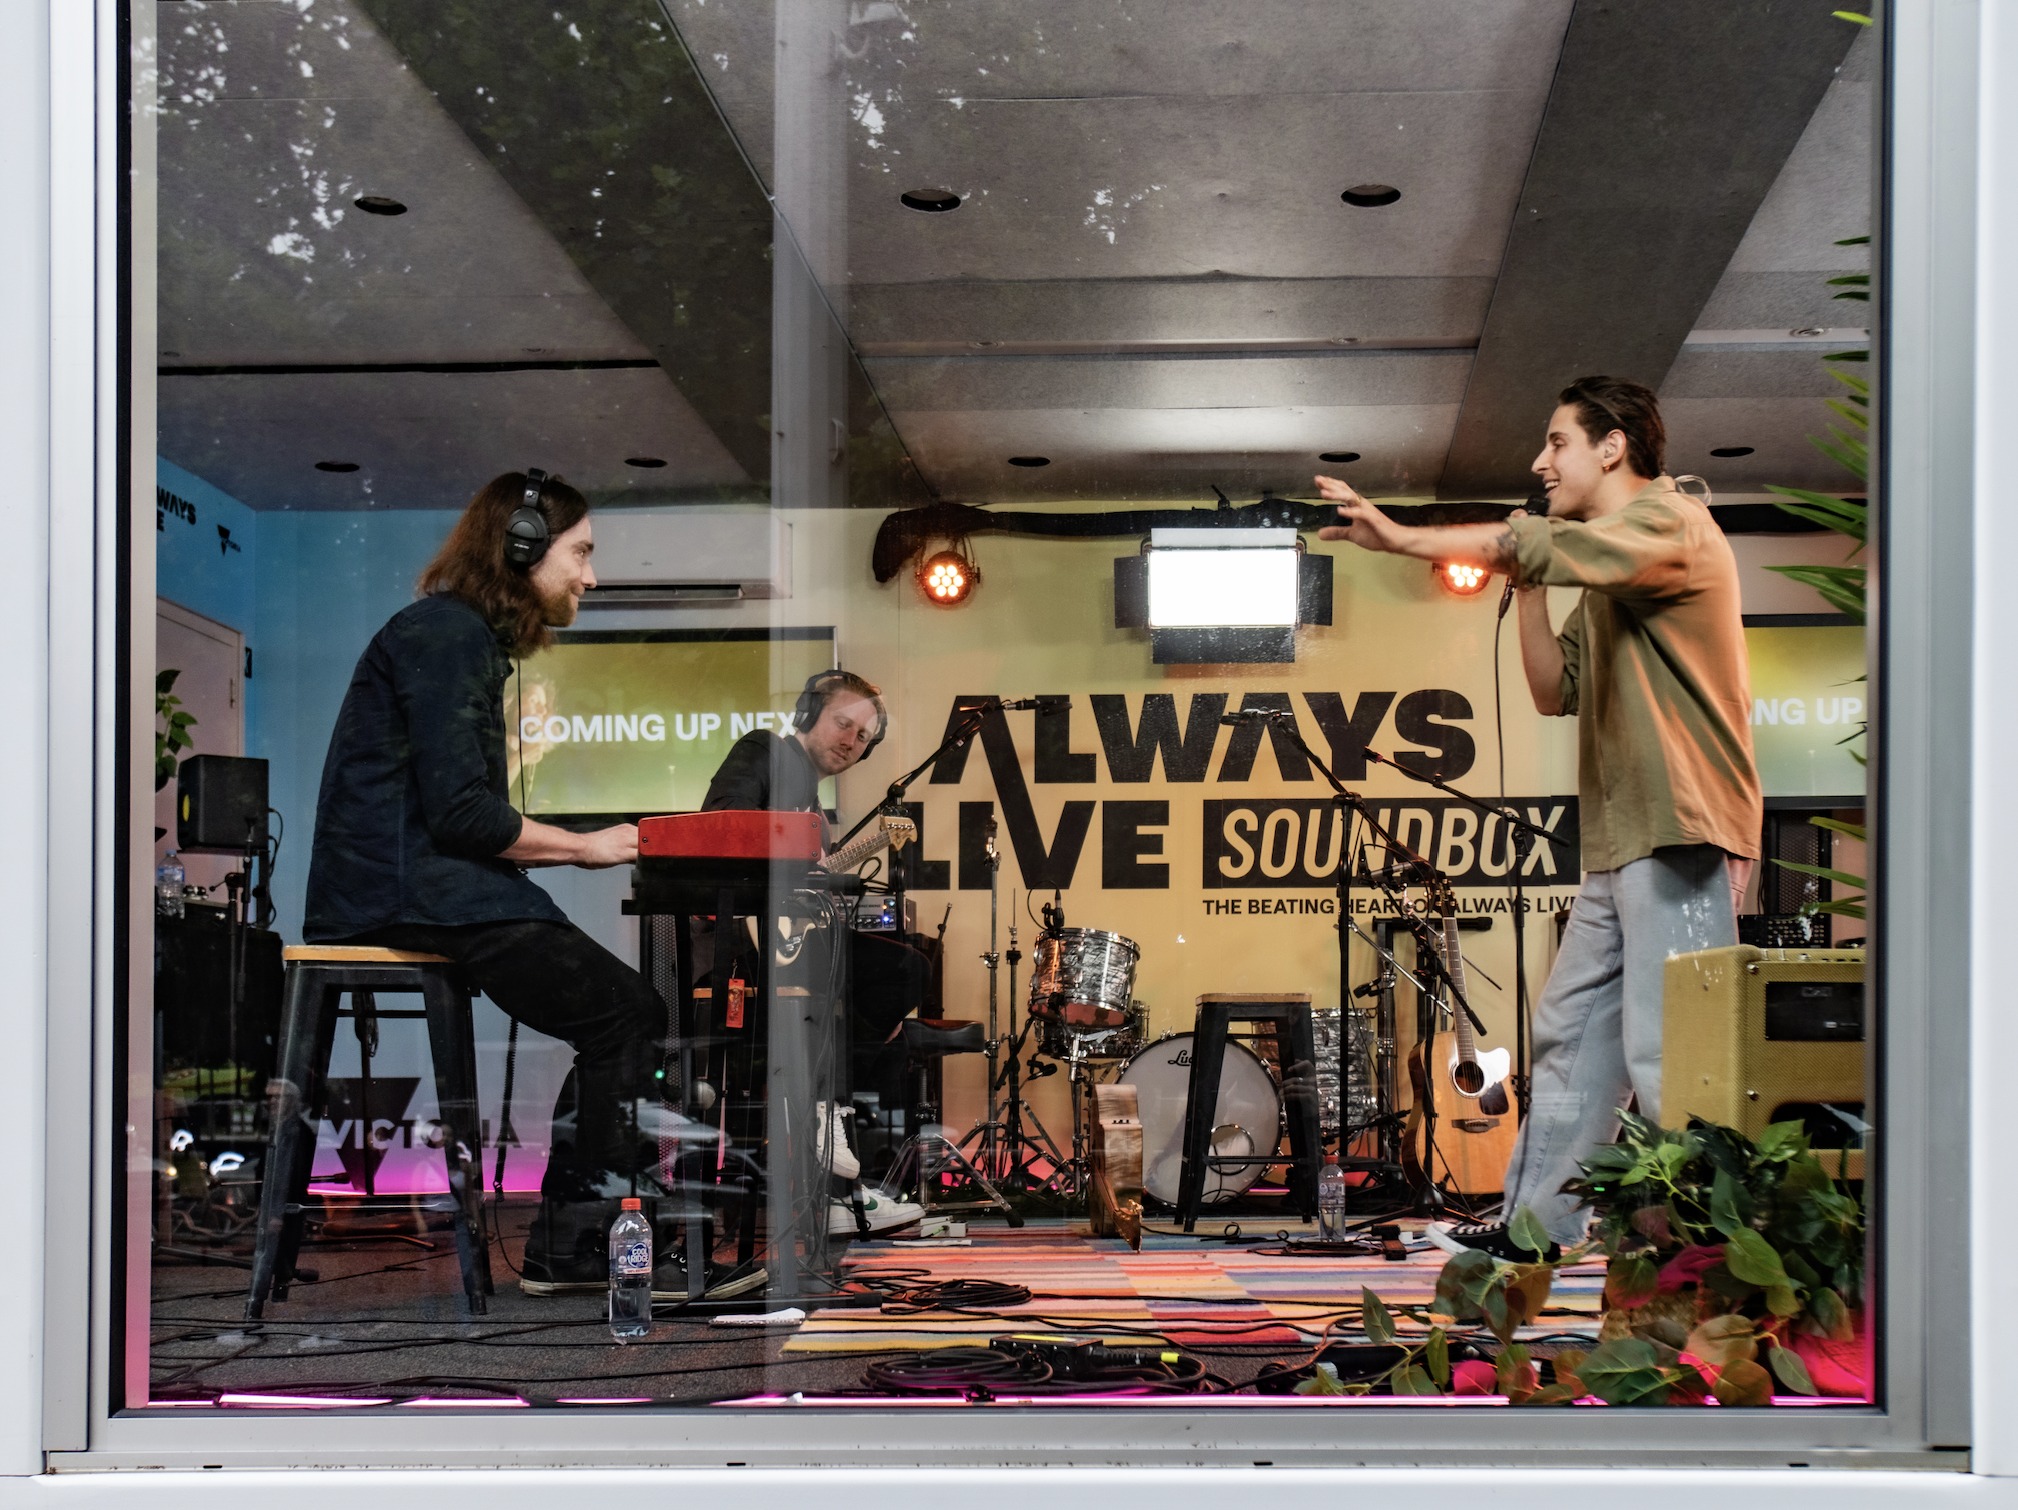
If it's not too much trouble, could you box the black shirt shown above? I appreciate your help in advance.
[303,594,565,940]
[701,730,824,816]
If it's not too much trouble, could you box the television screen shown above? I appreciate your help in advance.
[1743,616,1866,801]
[505,627,836,819]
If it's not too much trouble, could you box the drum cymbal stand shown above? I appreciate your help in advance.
[955,817,1011,1182]
[995,917,1069,1192]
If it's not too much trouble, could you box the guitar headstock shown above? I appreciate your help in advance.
[1423,870,1458,919]
[882,815,918,852]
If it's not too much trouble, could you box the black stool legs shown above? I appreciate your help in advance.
[1176,997,1324,1232]
[246,958,493,1320]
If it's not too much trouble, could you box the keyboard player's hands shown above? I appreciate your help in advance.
[576,822,639,869]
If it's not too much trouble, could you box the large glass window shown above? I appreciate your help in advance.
[115,0,1950,1461]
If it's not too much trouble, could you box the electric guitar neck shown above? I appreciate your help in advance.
[820,813,917,875]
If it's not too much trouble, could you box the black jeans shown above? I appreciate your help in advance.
[356,919,667,1200]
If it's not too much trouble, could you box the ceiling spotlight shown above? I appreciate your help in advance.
[1433,560,1490,597]
[353,195,408,216]
[1007,455,1051,468]
[1341,184,1402,208]
[314,460,360,473]
[1319,451,1361,464]
[917,544,980,606]
[900,189,962,213]
[1709,446,1755,458]
[625,456,668,468]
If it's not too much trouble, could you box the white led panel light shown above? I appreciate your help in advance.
[1145,544,1299,627]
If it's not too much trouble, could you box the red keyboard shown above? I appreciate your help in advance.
[637,810,823,864]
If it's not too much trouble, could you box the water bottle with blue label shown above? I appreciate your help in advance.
[155,851,185,919]
[608,1197,652,1340]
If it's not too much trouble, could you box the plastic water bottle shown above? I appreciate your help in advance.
[155,851,185,920]
[1317,1153,1348,1241]
[608,1197,652,1340]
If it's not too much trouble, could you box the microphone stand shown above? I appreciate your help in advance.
[1237,714,1484,1217]
[1357,747,1556,1118]
[830,697,1022,855]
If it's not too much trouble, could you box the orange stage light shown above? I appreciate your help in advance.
[1434,560,1491,597]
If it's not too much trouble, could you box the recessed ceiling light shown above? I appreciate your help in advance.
[625,456,668,468]
[1709,446,1755,458]
[1340,184,1402,208]
[1007,455,1051,468]
[900,189,962,213]
[353,195,408,217]
[314,461,360,473]
[1789,326,1828,338]
[1329,336,1360,345]
[1319,451,1361,464]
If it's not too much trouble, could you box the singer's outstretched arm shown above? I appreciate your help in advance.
[1312,476,1516,570]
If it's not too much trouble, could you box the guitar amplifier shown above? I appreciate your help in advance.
[1662,945,1865,1176]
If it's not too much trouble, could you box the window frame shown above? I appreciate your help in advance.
[50,0,1987,1471]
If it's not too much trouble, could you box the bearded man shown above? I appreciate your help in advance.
[302,469,760,1298]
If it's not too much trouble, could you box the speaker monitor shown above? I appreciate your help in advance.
[1662,944,1866,1178]
[176,754,270,854]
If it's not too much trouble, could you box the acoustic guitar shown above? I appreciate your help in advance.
[1403,915,1519,1196]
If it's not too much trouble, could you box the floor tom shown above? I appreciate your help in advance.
[1116,1032,1283,1206]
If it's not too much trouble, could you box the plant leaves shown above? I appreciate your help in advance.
[1766,1282,1804,1318]
[1767,1342,1819,1396]
[1575,1338,1681,1406]
[1809,1286,1853,1342]
[1606,1254,1659,1311]
[1713,1358,1775,1407]
[1710,1168,1747,1237]
[1550,1347,1588,1397]
[1495,1342,1535,1402]
[1771,858,1870,891]
[1763,563,1867,621]
[1519,1382,1581,1406]
[1432,1248,1498,1320]
[1509,1206,1553,1258]
[1360,1286,1397,1346]
[1505,1263,1555,1332]
[1294,1360,1349,1396]
[1424,1328,1451,1390]
[1389,1363,1440,1397]
[1723,1227,1791,1287]
[1683,1313,1759,1368]
[1807,817,1867,842]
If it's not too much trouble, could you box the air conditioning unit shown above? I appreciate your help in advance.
[581,508,791,605]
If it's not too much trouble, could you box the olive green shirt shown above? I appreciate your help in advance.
[1508,477,1761,872]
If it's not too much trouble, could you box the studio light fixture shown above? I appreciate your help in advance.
[917,543,980,606]
[1710,446,1756,458]
[1434,560,1490,597]
[1114,526,1331,664]
[354,195,408,216]
[900,189,962,213]
[1340,184,1402,208]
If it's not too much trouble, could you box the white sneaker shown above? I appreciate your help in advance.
[827,1185,925,1237]
[816,1100,861,1181]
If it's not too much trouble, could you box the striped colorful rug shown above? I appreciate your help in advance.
[782,1223,1606,1354]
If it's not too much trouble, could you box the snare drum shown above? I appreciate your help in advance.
[1038,1001,1147,1064]
[1116,1032,1284,1206]
[1027,928,1140,1030]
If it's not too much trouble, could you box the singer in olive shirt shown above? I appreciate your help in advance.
[1506,477,1762,872]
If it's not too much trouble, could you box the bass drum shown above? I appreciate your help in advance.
[1116,1033,1283,1207]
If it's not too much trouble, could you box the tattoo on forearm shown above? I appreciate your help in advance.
[1489,527,1517,572]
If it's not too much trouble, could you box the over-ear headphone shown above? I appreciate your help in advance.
[504,468,551,569]
[794,669,888,757]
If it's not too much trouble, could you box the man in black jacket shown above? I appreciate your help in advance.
[304,471,757,1297]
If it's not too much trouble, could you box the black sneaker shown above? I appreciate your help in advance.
[518,1246,607,1297]
[1426,1220,1561,1263]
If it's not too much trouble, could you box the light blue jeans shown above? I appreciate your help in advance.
[1502,844,1747,1243]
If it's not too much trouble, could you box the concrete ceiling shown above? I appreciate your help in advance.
[155,0,1876,511]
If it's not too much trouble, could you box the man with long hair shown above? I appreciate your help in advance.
[303,471,759,1298]
[1316,377,1761,1252]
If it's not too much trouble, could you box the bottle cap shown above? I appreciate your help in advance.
[1324,1152,1339,1165]
[620,1197,642,1210]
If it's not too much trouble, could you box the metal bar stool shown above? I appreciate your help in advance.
[245,946,494,1319]
[1176,993,1324,1231]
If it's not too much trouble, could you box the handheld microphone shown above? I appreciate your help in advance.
[1218,707,1281,727]
[997,697,1039,710]
[1497,492,1550,621]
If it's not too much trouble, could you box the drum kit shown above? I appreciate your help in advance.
[1012,922,1382,1210]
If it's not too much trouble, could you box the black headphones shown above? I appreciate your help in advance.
[794,669,888,758]
[504,468,551,570]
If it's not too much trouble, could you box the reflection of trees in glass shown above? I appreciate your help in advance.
[358,1,778,483]
[153,2,363,276]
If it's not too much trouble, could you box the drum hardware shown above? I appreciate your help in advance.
[1116,1031,1285,1208]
